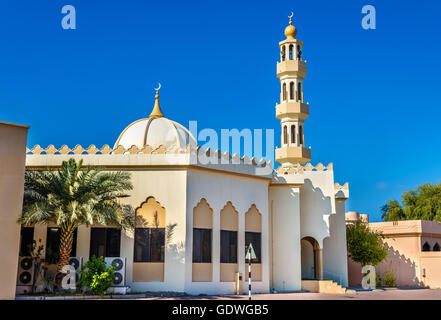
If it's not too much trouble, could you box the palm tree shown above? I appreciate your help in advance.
[18,158,134,276]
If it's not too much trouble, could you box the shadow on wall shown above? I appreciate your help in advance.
[300,179,332,242]
[348,244,424,287]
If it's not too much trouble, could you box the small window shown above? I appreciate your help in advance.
[433,243,440,251]
[20,227,34,256]
[297,82,302,101]
[220,230,237,263]
[297,45,302,60]
[45,227,78,264]
[134,228,165,262]
[422,242,431,252]
[283,125,288,144]
[245,232,261,263]
[282,83,287,101]
[281,46,286,61]
[90,228,121,259]
[289,44,293,60]
[291,125,296,144]
[289,82,294,100]
[193,228,212,263]
[299,126,304,145]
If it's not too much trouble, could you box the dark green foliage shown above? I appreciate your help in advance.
[382,182,441,221]
[346,221,388,267]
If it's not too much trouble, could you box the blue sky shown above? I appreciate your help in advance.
[1,0,440,221]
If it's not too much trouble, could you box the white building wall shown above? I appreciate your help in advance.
[120,169,188,292]
[323,199,349,286]
[185,169,270,295]
[269,185,302,291]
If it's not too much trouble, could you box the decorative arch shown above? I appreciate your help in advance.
[281,46,286,61]
[135,196,166,228]
[433,243,440,251]
[220,201,238,231]
[422,242,431,251]
[245,204,262,233]
[193,198,213,229]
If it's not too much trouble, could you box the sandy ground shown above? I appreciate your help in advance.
[135,288,441,300]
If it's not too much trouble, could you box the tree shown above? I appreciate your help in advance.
[346,220,387,267]
[18,158,134,278]
[381,182,441,221]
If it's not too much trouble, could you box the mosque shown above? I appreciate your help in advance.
[22,15,350,295]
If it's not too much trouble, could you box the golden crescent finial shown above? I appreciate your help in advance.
[154,83,161,91]
[288,12,293,24]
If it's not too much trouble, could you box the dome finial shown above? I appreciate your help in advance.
[149,83,164,118]
[284,11,297,39]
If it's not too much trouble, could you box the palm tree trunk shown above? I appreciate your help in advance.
[56,223,76,273]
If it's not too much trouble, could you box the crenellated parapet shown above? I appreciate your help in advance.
[26,144,274,173]
[26,144,188,155]
[334,182,349,200]
[275,162,333,175]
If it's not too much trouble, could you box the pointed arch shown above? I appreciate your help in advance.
[289,44,294,60]
[281,46,286,61]
[433,243,440,251]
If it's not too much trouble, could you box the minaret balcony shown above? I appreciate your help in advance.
[275,146,311,165]
[277,60,307,78]
[276,101,309,119]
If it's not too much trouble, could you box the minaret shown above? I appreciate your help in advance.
[275,13,311,167]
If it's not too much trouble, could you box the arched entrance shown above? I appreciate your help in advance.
[301,236,323,280]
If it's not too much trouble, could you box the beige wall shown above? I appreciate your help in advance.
[192,198,213,282]
[348,220,441,288]
[0,122,29,299]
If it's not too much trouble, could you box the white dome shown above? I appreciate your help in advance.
[114,117,197,152]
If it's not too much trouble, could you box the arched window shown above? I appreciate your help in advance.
[289,44,293,60]
[282,83,287,101]
[422,242,431,251]
[297,82,302,102]
[220,202,238,282]
[134,197,166,282]
[281,46,286,61]
[289,82,294,100]
[193,198,213,282]
[297,45,302,60]
[291,125,296,144]
[283,126,288,144]
[245,205,262,281]
[299,126,303,145]
[433,243,440,251]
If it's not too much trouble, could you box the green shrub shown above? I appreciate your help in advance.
[382,272,397,287]
[79,256,115,295]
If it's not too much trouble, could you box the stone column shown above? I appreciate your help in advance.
[314,248,323,280]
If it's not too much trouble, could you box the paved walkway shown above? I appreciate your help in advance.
[136,288,441,300]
